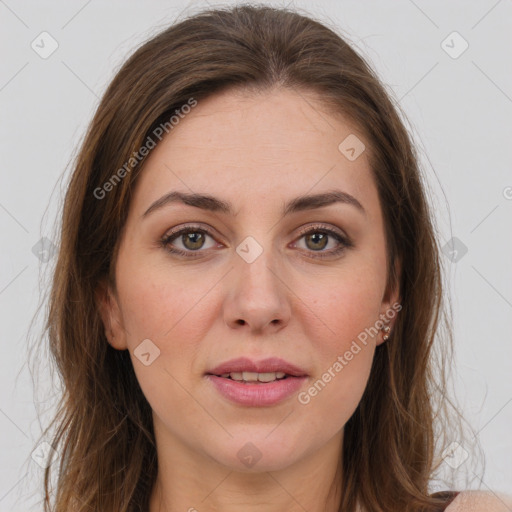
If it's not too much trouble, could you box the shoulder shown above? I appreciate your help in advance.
[446,490,512,511]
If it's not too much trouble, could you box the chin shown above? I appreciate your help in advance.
[207,434,305,473]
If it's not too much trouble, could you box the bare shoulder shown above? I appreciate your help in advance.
[447,490,512,511]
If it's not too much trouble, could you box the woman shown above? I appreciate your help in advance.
[39,4,511,511]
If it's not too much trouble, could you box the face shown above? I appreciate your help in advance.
[98,87,400,473]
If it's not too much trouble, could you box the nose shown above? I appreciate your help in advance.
[223,248,291,335]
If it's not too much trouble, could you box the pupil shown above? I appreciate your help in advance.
[307,232,327,250]
[183,232,204,250]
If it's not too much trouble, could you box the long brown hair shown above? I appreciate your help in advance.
[35,4,464,511]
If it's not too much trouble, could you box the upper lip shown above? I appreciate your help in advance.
[207,357,308,377]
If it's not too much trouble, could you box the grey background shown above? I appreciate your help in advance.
[1,0,511,510]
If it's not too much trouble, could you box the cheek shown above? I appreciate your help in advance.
[114,252,221,406]
[300,268,384,357]
[292,266,383,421]
[114,256,214,419]
[116,252,214,344]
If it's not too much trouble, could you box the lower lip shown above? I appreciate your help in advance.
[206,375,308,406]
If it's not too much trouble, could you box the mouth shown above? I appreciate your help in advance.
[205,356,308,380]
[205,357,309,406]
[210,371,292,384]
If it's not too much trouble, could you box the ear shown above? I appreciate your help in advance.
[95,278,128,350]
[376,255,402,346]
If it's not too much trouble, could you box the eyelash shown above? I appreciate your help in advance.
[160,223,353,260]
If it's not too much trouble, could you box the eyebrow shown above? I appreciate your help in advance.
[142,189,366,219]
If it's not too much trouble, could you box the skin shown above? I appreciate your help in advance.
[97,86,402,511]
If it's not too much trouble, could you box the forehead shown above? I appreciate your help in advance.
[131,87,380,220]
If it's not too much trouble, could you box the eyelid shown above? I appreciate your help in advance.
[295,222,349,240]
[161,222,220,241]
[161,222,348,242]
[291,223,353,259]
[160,223,222,255]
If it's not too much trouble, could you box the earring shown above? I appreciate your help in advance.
[382,325,391,341]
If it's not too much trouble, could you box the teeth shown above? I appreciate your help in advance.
[242,371,259,381]
[221,371,288,382]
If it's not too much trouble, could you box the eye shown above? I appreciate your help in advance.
[160,223,353,259]
[293,224,353,259]
[160,225,218,257]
